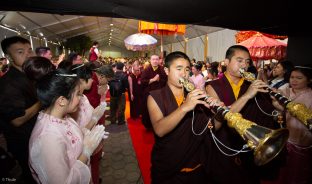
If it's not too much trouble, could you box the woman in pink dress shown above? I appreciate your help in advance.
[272,66,312,184]
[29,68,105,184]
[70,63,108,130]
[189,62,205,90]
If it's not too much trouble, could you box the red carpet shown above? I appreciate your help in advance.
[125,99,154,184]
[127,118,154,184]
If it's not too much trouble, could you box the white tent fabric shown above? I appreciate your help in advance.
[187,36,205,61]
[156,29,237,62]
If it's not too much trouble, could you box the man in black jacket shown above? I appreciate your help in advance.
[109,62,128,125]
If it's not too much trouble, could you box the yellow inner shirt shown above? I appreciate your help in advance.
[224,72,244,100]
[152,66,158,71]
[175,95,184,106]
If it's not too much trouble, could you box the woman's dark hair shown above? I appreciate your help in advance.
[164,51,190,68]
[209,61,219,77]
[278,60,294,83]
[292,65,312,88]
[36,68,79,109]
[70,63,93,82]
[23,56,56,81]
[192,62,203,71]
[94,64,114,78]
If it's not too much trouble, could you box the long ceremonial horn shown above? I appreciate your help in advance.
[240,68,312,131]
[179,77,289,166]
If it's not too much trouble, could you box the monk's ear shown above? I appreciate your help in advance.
[224,58,229,66]
[164,67,169,75]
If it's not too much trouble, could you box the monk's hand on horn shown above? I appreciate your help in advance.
[205,96,224,108]
[181,89,207,112]
[244,80,269,99]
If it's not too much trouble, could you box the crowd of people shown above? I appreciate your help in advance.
[0,35,311,184]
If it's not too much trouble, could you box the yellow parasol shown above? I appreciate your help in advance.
[139,21,186,52]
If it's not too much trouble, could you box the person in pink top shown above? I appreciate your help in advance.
[28,68,105,183]
[272,66,312,184]
[189,62,205,90]
[70,63,108,130]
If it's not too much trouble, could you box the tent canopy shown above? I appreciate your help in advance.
[1,0,289,35]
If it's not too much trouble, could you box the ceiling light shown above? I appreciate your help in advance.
[110,23,113,26]
[0,25,19,33]
[19,24,26,30]
[39,32,44,37]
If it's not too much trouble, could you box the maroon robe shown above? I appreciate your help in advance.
[206,75,283,184]
[141,65,167,129]
[89,46,98,62]
[150,85,214,184]
[84,72,100,108]
[83,72,102,184]
[129,73,143,118]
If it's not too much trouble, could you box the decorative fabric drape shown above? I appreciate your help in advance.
[139,21,185,35]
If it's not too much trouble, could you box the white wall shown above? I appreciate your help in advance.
[172,41,184,52]
[99,45,135,58]
[187,36,205,61]
[152,29,237,62]
[207,29,237,62]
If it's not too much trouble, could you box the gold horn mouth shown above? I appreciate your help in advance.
[253,128,289,165]
[225,111,289,166]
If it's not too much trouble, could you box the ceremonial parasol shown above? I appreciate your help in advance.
[236,30,288,43]
[124,33,157,51]
[139,21,186,52]
[238,32,287,61]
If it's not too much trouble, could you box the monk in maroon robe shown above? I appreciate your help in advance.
[206,45,284,184]
[141,55,167,129]
[128,67,143,119]
[148,51,221,184]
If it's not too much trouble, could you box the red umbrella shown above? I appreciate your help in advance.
[235,30,287,43]
[238,32,287,61]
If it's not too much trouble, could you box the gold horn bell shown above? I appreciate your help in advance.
[179,77,289,166]
[225,112,289,165]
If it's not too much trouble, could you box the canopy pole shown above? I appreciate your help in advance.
[160,34,163,53]
[204,35,208,61]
